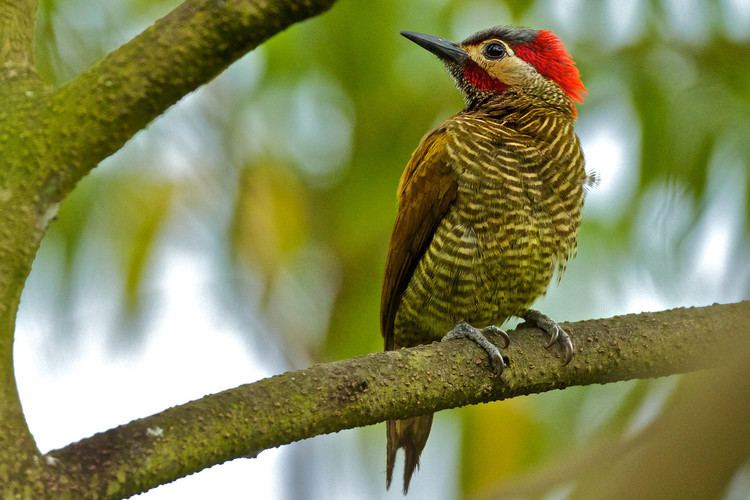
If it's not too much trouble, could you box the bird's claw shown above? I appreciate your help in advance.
[544,324,560,348]
[523,310,574,365]
[442,322,509,376]
[483,325,511,348]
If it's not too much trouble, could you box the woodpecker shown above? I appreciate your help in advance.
[381,26,590,493]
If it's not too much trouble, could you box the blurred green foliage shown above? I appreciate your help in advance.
[28,0,750,498]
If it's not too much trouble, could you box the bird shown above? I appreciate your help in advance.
[381,26,591,493]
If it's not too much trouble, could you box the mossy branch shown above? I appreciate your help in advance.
[0,0,37,75]
[43,0,338,200]
[0,1,338,495]
[41,301,748,498]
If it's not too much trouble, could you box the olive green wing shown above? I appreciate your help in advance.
[380,127,458,350]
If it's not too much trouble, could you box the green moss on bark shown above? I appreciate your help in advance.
[1,1,746,498]
[0,66,54,500]
[0,0,338,496]
[47,302,750,499]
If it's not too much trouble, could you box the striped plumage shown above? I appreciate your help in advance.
[381,27,588,493]
[391,94,584,348]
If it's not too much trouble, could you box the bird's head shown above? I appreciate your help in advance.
[401,26,585,112]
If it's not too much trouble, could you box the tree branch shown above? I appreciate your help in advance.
[482,315,750,500]
[42,0,338,200]
[0,0,37,77]
[45,301,748,498]
[0,2,48,487]
[0,2,341,494]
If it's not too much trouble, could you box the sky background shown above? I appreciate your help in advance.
[12,0,750,498]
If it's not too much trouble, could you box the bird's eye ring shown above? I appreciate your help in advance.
[483,42,506,60]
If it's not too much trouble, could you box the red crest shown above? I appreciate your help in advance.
[513,30,586,103]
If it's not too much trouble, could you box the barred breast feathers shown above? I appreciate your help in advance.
[445,95,586,280]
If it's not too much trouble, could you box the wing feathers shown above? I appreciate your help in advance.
[380,127,457,350]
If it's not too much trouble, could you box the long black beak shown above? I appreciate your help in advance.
[401,31,468,64]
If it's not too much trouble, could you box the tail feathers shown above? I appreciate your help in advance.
[386,414,434,494]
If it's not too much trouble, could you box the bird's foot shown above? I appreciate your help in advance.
[442,322,510,376]
[522,309,574,365]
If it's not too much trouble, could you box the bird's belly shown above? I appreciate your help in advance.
[393,212,555,347]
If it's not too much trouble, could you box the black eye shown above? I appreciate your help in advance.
[483,42,506,60]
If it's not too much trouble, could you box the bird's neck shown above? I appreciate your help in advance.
[463,75,576,118]
[464,88,575,120]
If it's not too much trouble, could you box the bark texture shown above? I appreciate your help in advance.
[0,0,746,498]
[42,301,749,498]
[0,0,337,497]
